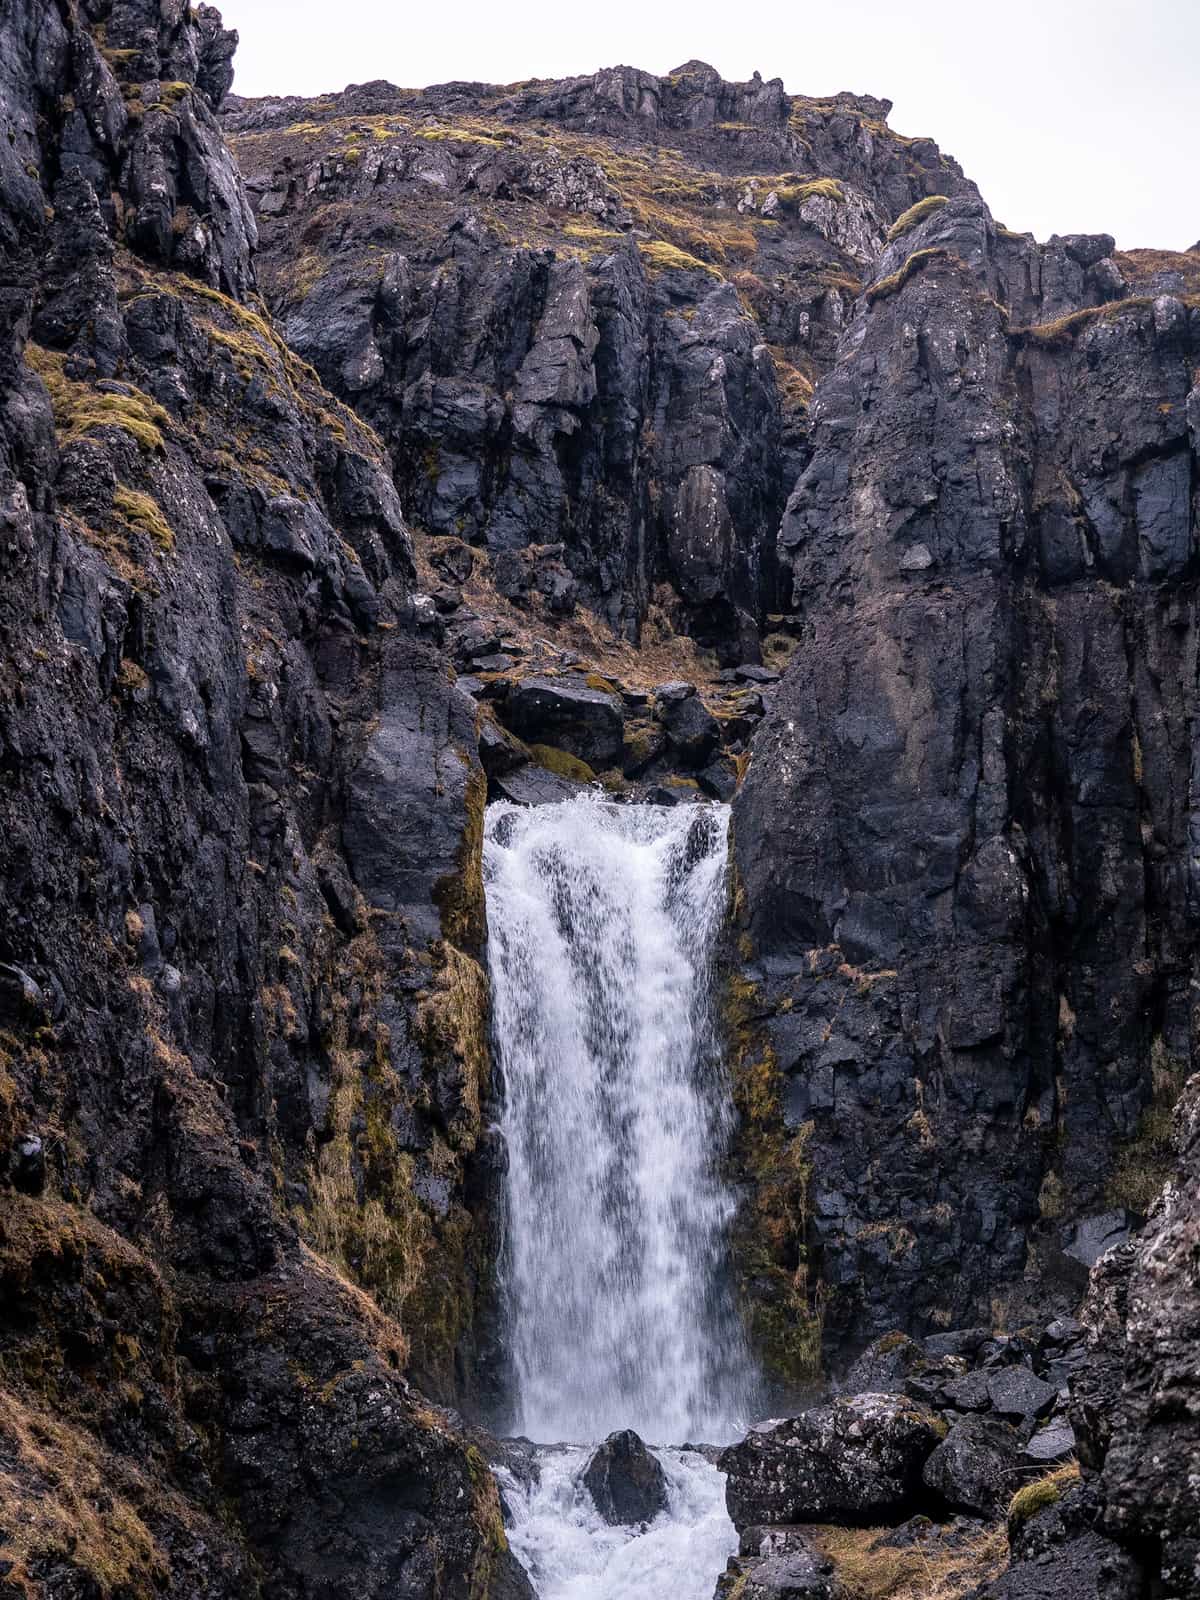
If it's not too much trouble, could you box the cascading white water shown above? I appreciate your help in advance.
[483,796,756,1599]
[484,795,755,1445]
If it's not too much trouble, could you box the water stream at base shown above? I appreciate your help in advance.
[483,797,758,1597]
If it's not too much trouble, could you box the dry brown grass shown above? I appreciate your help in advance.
[412,537,723,692]
[808,1521,1008,1599]
[1114,248,1200,296]
[0,1391,170,1598]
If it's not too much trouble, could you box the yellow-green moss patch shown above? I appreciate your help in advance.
[529,744,597,783]
[1007,1462,1080,1535]
[26,345,169,453]
[637,239,721,277]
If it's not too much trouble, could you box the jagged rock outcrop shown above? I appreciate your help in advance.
[0,3,511,1595]
[224,68,974,654]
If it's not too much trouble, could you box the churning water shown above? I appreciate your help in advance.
[483,797,756,1598]
[497,1446,736,1600]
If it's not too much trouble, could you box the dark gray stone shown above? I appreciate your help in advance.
[504,676,624,767]
[922,1414,1022,1516]
[986,1367,1058,1427]
[582,1430,668,1526]
[720,1396,944,1530]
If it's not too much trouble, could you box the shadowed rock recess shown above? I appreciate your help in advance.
[0,5,1198,1596]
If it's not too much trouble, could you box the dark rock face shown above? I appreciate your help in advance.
[982,1479,1144,1600]
[581,1429,669,1526]
[733,182,1200,1353]
[716,1525,844,1600]
[0,3,510,1596]
[719,1396,945,1530]
[2,5,1198,1595]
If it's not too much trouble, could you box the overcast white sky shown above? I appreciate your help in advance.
[222,0,1198,251]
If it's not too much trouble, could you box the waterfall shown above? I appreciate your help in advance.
[483,795,755,1446]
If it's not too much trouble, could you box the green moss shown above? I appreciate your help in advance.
[529,744,597,783]
[112,485,174,551]
[886,194,949,241]
[432,761,487,953]
[866,247,947,304]
[621,723,662,773]
[1007,1463,1080,1534]
[724,967,823,1395]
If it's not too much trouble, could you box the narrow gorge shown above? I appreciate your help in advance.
[0,3,1197,1598]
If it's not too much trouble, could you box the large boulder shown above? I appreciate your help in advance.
[719,1396,945,1530]
[504,676,624,767]
[840,1331,926,1394]
[656,683,720,767]
[922,1414,1022,1516]
[582,1429,669,1526]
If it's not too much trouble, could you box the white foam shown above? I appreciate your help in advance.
[499,1445,737,1600]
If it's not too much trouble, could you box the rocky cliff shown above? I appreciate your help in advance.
[1,10,1198,1599]
[0,4,520,1596]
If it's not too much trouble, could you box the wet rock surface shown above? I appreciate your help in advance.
[581,1429,669,1526]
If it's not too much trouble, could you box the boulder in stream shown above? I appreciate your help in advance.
[582,1429,669,1526]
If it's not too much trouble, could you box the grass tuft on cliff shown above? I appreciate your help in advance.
[113,485,174,551]
[866,247,947,303]
[637,239,722,277]
[886,194,949,241]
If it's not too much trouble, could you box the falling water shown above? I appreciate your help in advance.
[483,795,756,1446]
